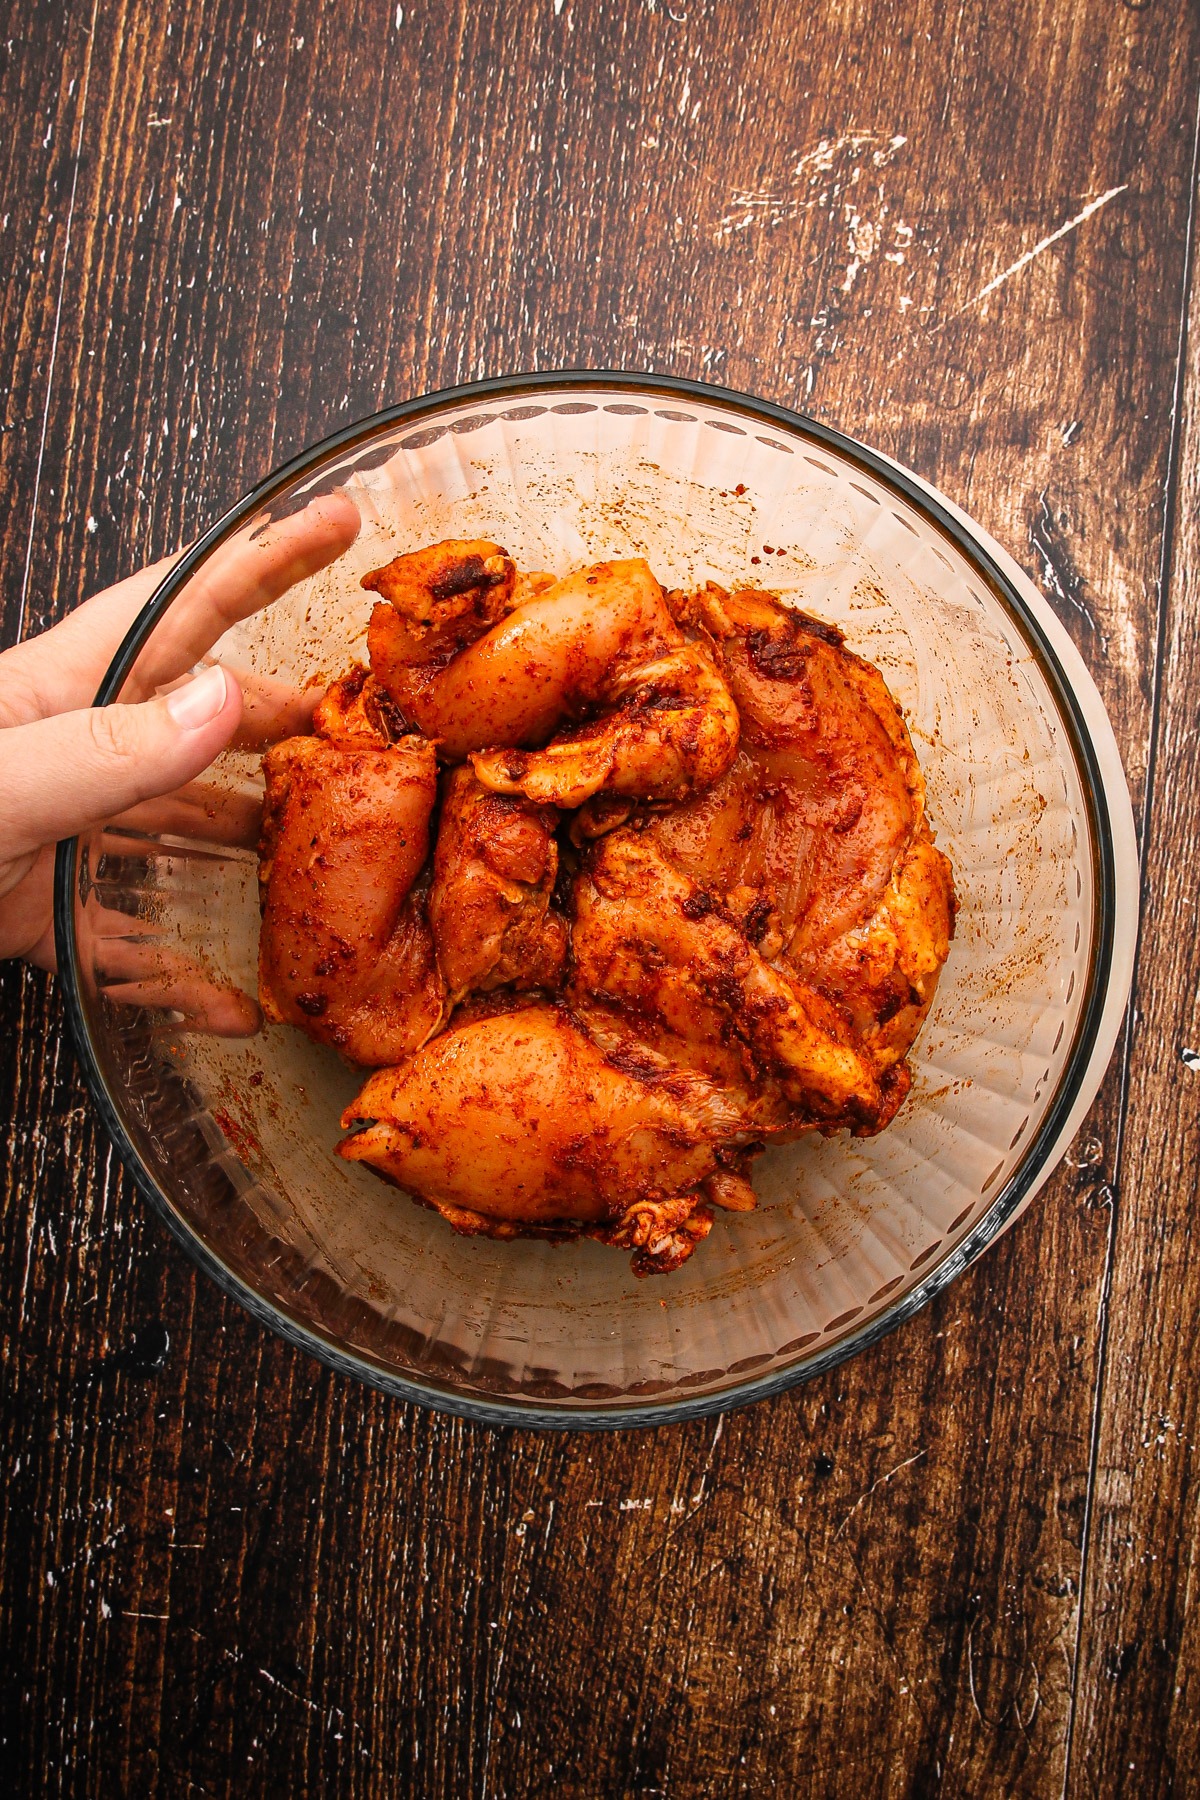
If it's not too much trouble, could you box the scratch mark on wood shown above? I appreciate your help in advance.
[834,1449,928,1539]
[953,184,1128,317]
[1029,489,1102,639]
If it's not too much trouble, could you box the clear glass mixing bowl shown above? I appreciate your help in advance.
[55,373,1138,1428]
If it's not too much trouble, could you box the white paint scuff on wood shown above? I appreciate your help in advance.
[714,130,907,241]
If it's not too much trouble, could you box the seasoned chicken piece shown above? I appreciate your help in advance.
[570,828,886,1131]
[816,827,956,1069]
[428,765,568,1004]
[311,662,408,748]
[338,1004,749,1273]
[364,538,518,724]
[258,734,444,1065]
[567,992,796,1143]
[369,555,739,802]
[660,584,956,1069]
[673,584,923,954]
[471,637,740,809]
[370,557,672,754]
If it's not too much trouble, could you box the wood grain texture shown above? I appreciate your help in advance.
[1068,132,1200,1797]
[0,9,95,634]
[1,2,1198,1795]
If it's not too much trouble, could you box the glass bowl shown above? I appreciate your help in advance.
[55,373,1138,1429]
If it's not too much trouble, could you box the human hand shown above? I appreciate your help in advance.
[0,495,360,987]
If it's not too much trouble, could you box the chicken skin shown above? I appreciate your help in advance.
[569,828,887,1132]
[471,637,740,810]
[372,555,740,803]
[258,732,444,1065]
[656,584,956,1069]
[371,557,674,756]
[363,539,518,726]
[259,542,956,1275]
[666,586,922,950]
[428,766,568,1004]
[337,1003,750,1274]
[310,662,408,748]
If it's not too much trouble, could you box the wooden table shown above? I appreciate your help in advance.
[2,4,1198,1794]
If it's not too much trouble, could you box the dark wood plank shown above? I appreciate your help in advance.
[1067,149,1200,1798]
[0,10,94,642]
[1,2,1197,1796]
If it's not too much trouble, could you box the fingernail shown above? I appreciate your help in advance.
[165,663,229,729]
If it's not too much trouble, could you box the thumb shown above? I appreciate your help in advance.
[0,663,243,857]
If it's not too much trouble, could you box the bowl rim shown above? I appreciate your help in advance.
[54,368,1125,1431]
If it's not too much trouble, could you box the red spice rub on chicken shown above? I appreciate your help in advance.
[257,541,956,1274]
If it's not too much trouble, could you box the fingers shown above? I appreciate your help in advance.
[97,953,262,1036]
[229,667,323,750]
[0,552,179,728]
[11,847,261,1037]
[135,491,360,694]
[100,976,261,1036]
[106,777,264,851]
[0,492,360,724]
[0,662,243,860]
[86,907,261,1035]
[0,843,55,964]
